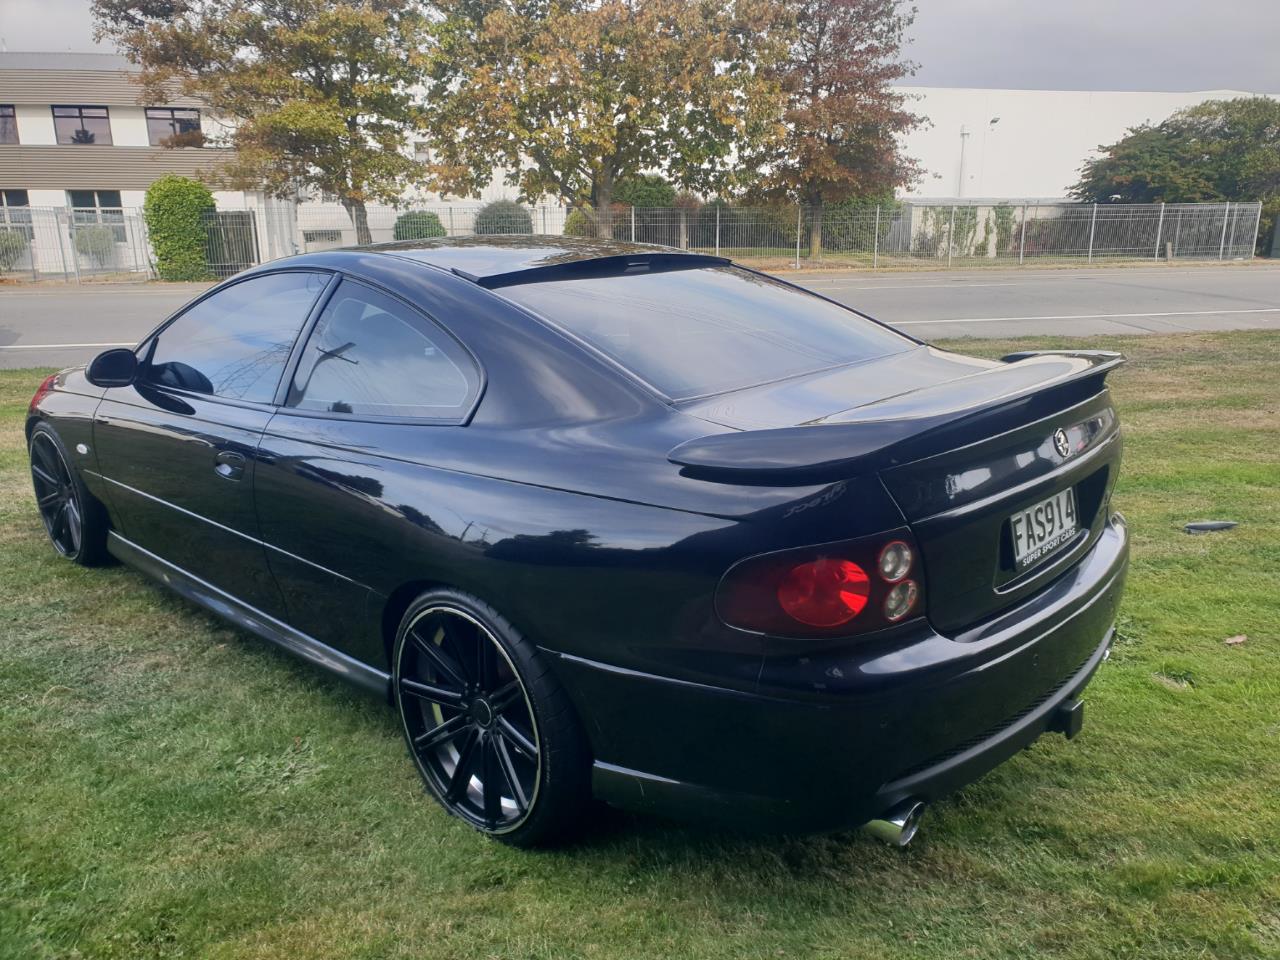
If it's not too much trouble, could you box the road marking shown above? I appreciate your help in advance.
[0,342,134,350]
[806,281,1022,290]
[895,307,1280,326]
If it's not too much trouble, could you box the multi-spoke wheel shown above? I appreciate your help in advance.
[392,591,590,846]
[29,424,107,565]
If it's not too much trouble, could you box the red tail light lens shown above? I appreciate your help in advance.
[777,558,870,627]
[29,374,58,415]
[716,530,924,639]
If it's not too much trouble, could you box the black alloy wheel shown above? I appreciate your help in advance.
[393,592,589,845]
[30,429,87,559]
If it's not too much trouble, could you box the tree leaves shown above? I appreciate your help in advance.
[421,0,790,229]
[93,0,435,241]
[747,0,922,208]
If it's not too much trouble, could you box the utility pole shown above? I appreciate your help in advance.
[957,125,970,198]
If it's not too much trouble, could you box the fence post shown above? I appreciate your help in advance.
[54,211,70,281]
[1153,202,1165,261]
[947,204,955,268]
[630,205,635,243]
[1250,201,1263,260]
[873,204,880,270]
[1018,203,1027,265]
[447,207,455,236]
[1087,202,1098,263]
[715,205,720,257]
[67,213,82,285]
[1218,201,1230,259]
[795,204,801,270]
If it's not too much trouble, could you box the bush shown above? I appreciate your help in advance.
[0,229,29,272]
[563,206,593,237]
[614,174,676,208]
[473,200,532,235]
[74,224,118,268]
[143,175,215,280]
[393,210,447,241]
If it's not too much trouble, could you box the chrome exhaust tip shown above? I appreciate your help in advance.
[863,799,926,847]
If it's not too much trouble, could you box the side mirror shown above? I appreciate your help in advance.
[86,348,139,388]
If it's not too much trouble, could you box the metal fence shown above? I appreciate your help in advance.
[0,205,154,281]
[0,200,1264,282]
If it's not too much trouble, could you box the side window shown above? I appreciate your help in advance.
[287,280,479,420]
[146,271,329,403]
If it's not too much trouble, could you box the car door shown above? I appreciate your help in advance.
[255,277,483,665]
[93,269,333,617]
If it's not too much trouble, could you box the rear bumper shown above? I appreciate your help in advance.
[552,514,1129,831]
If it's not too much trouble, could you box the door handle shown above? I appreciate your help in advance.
[214,450,247,481]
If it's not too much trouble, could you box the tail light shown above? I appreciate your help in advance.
[716,530,924,638]
[29,374,58,415]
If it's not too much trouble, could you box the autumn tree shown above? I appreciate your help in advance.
[421,0,788,237]
[1071,97,1280,253]
[93,0,432,243]
[749,0,920,257]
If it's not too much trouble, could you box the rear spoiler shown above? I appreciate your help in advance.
[667,351,1125,484]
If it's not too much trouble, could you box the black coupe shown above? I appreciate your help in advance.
[27,237,1128,847]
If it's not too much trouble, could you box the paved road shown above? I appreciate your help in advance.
[802,262,1280,340]
[2,263,1278,369]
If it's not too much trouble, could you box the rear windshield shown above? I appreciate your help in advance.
[497,266,912,400]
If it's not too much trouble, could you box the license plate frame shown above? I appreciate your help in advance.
[1009,487,1079,572]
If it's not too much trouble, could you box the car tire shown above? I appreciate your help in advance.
[391,588,591,847]
[28,422,110,567]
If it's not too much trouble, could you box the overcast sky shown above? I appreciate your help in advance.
[2,0,1278,93]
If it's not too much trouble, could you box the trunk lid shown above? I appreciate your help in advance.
[672,349,1124,633]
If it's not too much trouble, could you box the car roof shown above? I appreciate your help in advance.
[363,235,726,287]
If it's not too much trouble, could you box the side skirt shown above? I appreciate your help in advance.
[107,531,391,698]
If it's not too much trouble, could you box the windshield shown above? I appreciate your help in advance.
[496,266,913,400]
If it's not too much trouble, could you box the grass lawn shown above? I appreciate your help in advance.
[2,331,1278,959]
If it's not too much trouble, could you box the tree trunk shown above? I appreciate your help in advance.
[342,197,373,245]
[592,166,615,240]
[808,194,823,262]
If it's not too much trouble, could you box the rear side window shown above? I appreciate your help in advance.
[287,279,479,420]
[497,266,912,399]
[146,271,328,403]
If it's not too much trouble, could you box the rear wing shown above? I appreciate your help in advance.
[668,351,1125,484]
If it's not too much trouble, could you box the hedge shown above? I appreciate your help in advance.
[474,200,533,235]
[143,175,215,281]
[393,210,447,241]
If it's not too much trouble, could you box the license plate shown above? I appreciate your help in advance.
[1010,488,1078,571]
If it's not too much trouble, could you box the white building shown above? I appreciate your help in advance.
[896,85,1280,200]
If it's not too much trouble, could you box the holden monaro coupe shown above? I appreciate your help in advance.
[27,237,1127,847]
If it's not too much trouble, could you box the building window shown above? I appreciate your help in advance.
[52,105,112,145]
[145,107,203,147]
[68,189,126,242]
[0,106,17,145]
[1,189,32,238]
[413,141,432,164]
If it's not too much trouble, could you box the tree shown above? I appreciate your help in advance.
[1071,97,1280,254]
[93,0,432,244]
[748,0,921,257]
[421,0,788,237]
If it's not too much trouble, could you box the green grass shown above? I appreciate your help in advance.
[2,331,1279,959]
